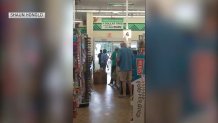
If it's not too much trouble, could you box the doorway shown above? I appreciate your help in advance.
[94,41,122,71]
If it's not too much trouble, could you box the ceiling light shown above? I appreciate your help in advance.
[76,10,145,13]
[112,11,119,14]
[76,10,99,13]
[93,15,144,18]
[108,3,134,7]
[75,20,82,23]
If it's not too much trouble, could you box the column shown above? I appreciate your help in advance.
[86,12,94,56]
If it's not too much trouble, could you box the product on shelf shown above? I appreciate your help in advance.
[73,28,93,119]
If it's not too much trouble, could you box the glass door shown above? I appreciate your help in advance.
[94,41,122,70]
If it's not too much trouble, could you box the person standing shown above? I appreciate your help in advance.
[108,48,119,86]
[101,49,109,71]
[146,4,185,123]
[117,42,133,98]
[98,50,103,69]
[187,4,217,123]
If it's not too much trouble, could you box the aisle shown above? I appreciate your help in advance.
[74,71,132,123]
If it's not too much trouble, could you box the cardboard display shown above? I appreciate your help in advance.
[131,75,145,123]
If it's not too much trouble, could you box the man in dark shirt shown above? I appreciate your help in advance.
[98,50,102,69]
[101,49,109,71]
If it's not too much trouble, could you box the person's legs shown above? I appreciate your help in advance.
[99,63,101,68]
[120,72,127,97]
[109,66,116,85]
[102,64,106,71]
[100,63,103,69]
[128,84,132,96]
[114,72,118,88]
[116,67,120,87]
[127,71,133,96]
[122,81,127,96]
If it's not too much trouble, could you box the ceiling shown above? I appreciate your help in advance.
[76,0,145,11]
[75,0,145,21]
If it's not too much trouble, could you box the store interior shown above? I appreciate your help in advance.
[72,0,145,123]
[1,0,217,123]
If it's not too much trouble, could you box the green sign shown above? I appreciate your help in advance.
[93,23,145,31]
[101,18,124,29]
[102,18,123,23]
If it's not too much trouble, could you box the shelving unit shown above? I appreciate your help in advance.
[80,37,92,106]
[73,28,93,119]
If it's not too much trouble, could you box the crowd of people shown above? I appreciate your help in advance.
[97,42,138,98]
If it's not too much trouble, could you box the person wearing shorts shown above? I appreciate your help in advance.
[120,71,132,83]
[117,42,133,97]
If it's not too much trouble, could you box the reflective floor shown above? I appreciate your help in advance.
[74,73,132,123]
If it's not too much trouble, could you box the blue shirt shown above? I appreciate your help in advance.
[101,53,109,64]
[146,17,186,91]
[117,47,133,71]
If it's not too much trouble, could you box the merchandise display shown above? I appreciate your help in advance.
[73,28,93,119]
[82,36,93,106]
[130,34,145,123]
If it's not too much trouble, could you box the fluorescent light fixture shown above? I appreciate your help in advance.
[108,3,134,7]
[76,10,145,13]
[93,15,144,18]
[76,10,99,13]
[112,11,119,14]
[75,20,82,23]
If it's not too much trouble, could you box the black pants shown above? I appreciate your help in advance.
[110,65,116,84]
[101,63,107,71]
[111,66,116,73]
[99,62,102,68]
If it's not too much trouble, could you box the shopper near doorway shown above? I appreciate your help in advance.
[98,50,103,69]
[108,47,119,87]
[117,42,133,98]
[101,49,109,71]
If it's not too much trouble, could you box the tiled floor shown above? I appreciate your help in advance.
[74,75,132,123]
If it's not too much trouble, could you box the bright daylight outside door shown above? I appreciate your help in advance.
[94,41,121,71]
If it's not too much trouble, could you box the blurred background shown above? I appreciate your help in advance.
[0,0,73,123]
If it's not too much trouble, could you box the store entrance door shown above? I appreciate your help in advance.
[94,41,121,71]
